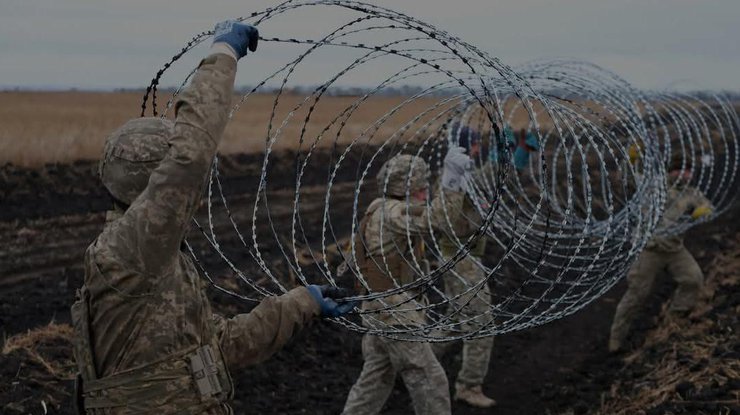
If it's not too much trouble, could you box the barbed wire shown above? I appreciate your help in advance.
[140,0,739,341]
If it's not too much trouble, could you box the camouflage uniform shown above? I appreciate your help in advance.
[342,155,465,415]
[609,183,711,351]
[71,53,319,414]
[436,194,494,393]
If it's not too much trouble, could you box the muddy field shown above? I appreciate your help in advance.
[1,149,738,414]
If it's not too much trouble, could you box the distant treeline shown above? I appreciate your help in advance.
[152,84,458,97]
[131,86,740,100]
[4,85,740,100]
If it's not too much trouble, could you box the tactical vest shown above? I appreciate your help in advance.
[71,286,233,414]
[354,202,425,293]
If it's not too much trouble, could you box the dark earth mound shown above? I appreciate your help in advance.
[1,150,737,414]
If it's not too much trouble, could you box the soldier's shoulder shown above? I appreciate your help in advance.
[377,198,409,215]
[365,197,398,215]
[84,226,131,280]
[89,220,146,272]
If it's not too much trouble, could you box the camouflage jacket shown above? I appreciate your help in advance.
[437,194,488,259]
[648,184,711,252]
[359,190,464,328]
[435,167,490,259]
[73,54,318,414]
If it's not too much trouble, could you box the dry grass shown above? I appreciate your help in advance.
[0,91,554,168]
[2,322,76,380]
[4,90,734,168]
[595,233,740,415]
[0,91,448,167]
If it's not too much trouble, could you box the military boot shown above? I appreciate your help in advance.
[608,323,628,353]
[455,384,497,408]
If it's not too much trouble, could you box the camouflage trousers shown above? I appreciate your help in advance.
[434,255,493,387]
[610,246,703,348]
[342,334,451,415]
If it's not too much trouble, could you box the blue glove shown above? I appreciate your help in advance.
[307,285,358,318]
[213,20,259,60]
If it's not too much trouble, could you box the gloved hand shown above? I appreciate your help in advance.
[513,131,539,170]
[441,146,473,191]
[691,205,713,220]
[212,20,259,60]
[307,285,357,318]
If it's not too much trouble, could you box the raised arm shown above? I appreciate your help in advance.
[101,22,259,276]
[105,55,236,275]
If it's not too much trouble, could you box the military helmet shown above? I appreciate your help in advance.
[99,117,173,205]
[376,154,430,197]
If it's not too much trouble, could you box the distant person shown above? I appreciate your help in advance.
[341,148,471,415]
[430,123,539,407]
[489,125,539,171]
[609,152,713,352]
[451,123,482,159]
[71,20,354,414]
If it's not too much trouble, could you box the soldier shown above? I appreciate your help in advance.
[433,125,497,408]
[451,124,482,159]
[71,21,354,414]
[341,148,472,415]
[434,203,496,407]
[608,153,713,352]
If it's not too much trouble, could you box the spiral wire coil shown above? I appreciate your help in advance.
[139,1,739,341]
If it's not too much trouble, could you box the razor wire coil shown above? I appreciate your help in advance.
[140,0,740,341]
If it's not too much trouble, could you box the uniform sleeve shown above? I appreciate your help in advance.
[107,54,237,275]
[383,189,465,237]
[214,287,320,370]
[689,187,712,211]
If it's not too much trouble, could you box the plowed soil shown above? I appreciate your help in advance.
[1,149,737,414]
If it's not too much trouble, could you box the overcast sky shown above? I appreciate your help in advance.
[1,0,738,91]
